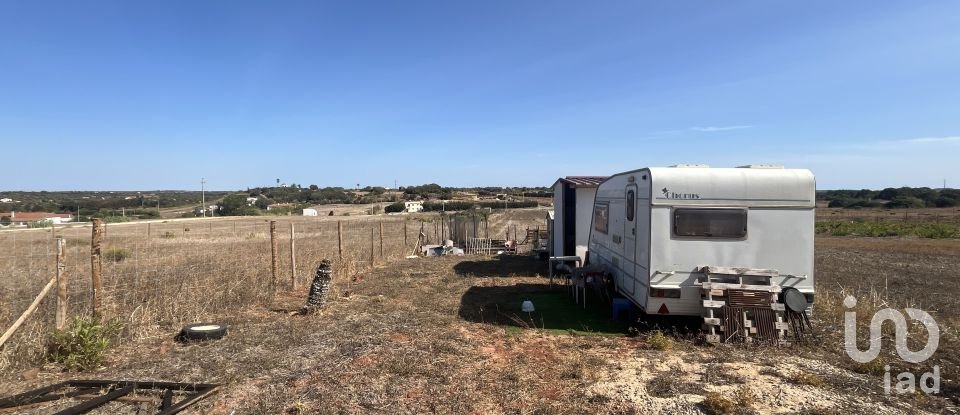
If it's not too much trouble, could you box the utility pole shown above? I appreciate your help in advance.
[201,178,207,217]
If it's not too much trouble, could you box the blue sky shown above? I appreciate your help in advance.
[1,1,958,190]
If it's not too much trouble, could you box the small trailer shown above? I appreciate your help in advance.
[586,165,815,343]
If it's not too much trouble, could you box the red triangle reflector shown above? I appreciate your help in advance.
[657,303,669,314]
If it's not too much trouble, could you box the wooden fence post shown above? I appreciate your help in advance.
[0,277,56,348]
[290,222,297,290]
[338,221,344,261]
[403,220,408,249]
[370,226,375,267]
[91,218,104,319]
[270,220,279,293]
[147,223,151,237]
[379,222,384,258]
[56,237,67,329]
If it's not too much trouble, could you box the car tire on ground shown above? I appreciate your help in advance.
[178,323,227,342]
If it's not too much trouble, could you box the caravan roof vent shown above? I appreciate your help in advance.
[736,164,784,169]
[669,164,710,168]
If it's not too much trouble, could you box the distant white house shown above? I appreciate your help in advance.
[246,197,258,206]
[0,212,74,227]
[302,208,318,217]
[0,198,14,203]
[404,201,424,213]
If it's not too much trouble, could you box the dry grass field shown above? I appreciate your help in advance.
[0,209,549,371]
[1,208,959,414]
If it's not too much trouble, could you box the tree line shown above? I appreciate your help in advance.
[818,187,959,208]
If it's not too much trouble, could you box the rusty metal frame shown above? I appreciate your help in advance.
[0,380,220,415]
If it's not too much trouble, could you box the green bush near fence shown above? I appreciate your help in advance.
[49,318,124,371]
[816,220,960,239]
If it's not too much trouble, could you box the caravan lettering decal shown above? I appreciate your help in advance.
[660,187,701,200]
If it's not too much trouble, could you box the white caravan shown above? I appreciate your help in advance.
[586,165,815,317]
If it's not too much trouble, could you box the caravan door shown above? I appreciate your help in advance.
[624,184,637,262]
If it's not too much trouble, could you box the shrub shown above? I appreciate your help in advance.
[647,372,702,397]
[27,220,52,228]
[49,318,123,371]
[648,330,673,351]
[701,392,736,414]
[366,205,383,215]
[103,247,131,262]
[102,216,130,223]
[851,358,887,376]
[0,216,10,226]
[160,231,176,239]
[790,371,826,387]
[734,385,757,408]
[385,202,406,213]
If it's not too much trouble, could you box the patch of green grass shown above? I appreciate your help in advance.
[495,291,627,336]
[816,220,960,239]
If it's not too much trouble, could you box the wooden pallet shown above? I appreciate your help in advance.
[701,267,788,344]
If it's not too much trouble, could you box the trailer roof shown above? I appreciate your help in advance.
[602,167,816,208]
[552,176,608,188]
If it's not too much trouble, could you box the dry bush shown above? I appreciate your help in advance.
[103,247,130,262]
[734,385,757,408]
[647,371,703,397]
[790,371,826,387]
[701,392,737,414]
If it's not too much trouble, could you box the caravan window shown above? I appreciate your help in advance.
[593,203,609,234]
[673,208,747,238]
[626,190,635,221]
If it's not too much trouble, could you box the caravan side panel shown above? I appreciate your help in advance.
[587,170,652,310]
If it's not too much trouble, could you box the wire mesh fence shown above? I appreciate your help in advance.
[0,211,549,372]
[0,218,395,371]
